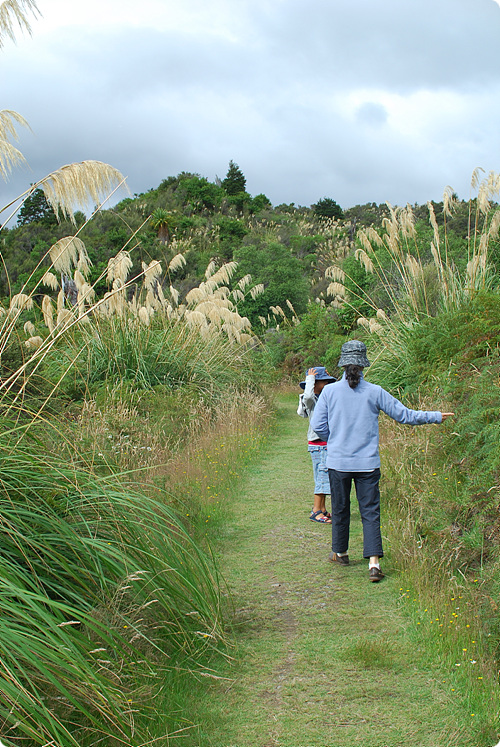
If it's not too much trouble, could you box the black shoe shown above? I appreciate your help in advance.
[369,566,384,582]
[328,551,349,566]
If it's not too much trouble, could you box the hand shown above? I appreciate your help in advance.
[441,412,455,420]
[307,368,318,376]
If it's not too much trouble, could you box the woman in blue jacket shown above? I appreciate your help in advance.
[310,340,454,582]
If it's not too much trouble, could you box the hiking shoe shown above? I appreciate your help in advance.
[328,551,349,566]
[369,566,384,582]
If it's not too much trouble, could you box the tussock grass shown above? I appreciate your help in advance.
[315,169,500,388]
[43,313,259,401]
[0,426,225,745]
[380,417,500,736]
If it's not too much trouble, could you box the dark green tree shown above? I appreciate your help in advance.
[16,188,58,227]
[312,197,344,221]
[251,193,272,213]
[222,160,246,196]
[179,175,225,211]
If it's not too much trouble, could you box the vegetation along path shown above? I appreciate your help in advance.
[191,393,487,747]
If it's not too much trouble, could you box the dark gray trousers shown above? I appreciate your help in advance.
[328,468,383,558]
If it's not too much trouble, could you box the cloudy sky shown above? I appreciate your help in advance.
[2,0,500,216]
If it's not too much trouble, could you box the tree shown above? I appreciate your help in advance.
[16,187,58,227]
[222,160,246,195]
[179,174,225,211]
[251,193,272,213]
[150,208,174,244]
[312,197,344,221]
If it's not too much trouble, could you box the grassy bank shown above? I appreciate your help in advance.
[0,379,272,745]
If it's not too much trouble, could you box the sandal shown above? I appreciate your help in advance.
[310,510,332,524]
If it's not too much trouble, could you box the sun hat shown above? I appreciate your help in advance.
[337,340,370,368]
[299,366,337,389]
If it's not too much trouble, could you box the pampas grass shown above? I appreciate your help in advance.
[0,0,39,47]
[38,160,126,221]
[0,108,29,178]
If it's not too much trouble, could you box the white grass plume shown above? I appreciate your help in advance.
[327,282,346,298]
[42,271,59,291]
[169,285,179,306]
[0,0,40,48]
[107,251,133,284]
[168,253,186,273]
[0,109,30,178]
[35,160,126,222]
[9,292,33,311]
[24,335,43,350]
[249,283,264,300]
[142,260,162,290]
[41,295,54,333]
[238,274,252,291]
[325,265,345,281]
[49,237,88,276]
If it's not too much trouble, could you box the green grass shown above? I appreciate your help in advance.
[182,393,498,747]
[0,425,226,746]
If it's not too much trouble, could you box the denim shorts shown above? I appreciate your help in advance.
[307,444,330,494]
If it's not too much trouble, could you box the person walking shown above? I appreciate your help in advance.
[298,366,336,523]
[310,340,454,582]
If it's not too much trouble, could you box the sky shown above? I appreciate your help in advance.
[2,0,500,217]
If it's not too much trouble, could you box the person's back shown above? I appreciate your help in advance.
[312,369,443,471]
[314,374,381,471]
[309,340,453,582]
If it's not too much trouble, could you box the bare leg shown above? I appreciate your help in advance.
[313,493,327,513]
[311,493,331,523]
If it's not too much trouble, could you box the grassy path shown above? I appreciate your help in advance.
[190,393,483,747]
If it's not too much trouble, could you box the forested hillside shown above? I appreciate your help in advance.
[2,161,489,332]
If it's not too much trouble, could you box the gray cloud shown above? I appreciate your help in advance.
[2,0,500,221]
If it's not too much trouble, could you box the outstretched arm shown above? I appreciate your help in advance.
[378,387,453,425]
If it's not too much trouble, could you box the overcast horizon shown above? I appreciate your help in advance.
[2,0,500,218]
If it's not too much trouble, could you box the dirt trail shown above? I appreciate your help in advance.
[194,393,477,747]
